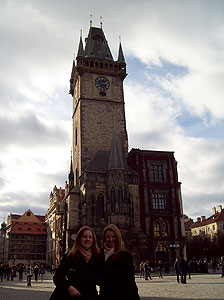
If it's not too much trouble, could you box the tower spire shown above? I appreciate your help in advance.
[69,150,74,190]
[118,37,125,62]
[77,30,84,57]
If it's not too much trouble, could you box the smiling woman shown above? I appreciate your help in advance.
[50,226,100,300]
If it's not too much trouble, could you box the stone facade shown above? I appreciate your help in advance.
[46,24,186,267]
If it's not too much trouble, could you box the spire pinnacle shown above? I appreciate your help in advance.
[77,31,84,57]
[118,39,125,62]
[100,16,103,28]
[90,14,92,27]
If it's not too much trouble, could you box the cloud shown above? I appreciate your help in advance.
[0,0,224,223]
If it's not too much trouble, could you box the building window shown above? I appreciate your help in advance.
[161,222,168,236]
[150,165,165,182]
[212,225,215,230]
[118,187,124,213]
[75,128,78,145]
[110,187,116,213]
[97,193,104,218]
[154,222,160,236]
[152,193,166,210]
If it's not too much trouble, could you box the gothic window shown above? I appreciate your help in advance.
[161,222,168,236]
[156,243,167,252]
[97,193,104,218]
[154,222,160,237]
[118,187,124,213]
[150,164,165,182]
[152,193,166,210]
[110,187,116,213]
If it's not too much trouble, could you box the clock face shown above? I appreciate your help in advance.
[95,77,110,91]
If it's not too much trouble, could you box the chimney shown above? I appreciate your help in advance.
[212,207,216,215]
[197,217,201,222]
[201,216,206,221]
[217,205,222,213]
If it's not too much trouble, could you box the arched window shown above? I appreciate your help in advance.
[153,222,160,237]
[118,187,124,213]
[161,222,168,236]
[110,187,116,213]
[97,193,104,218]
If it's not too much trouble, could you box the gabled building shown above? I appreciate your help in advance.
[191,205,224,238]
[46,22,186,267]
[4,209,47,266]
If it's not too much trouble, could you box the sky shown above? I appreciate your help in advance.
[1,0,224,223]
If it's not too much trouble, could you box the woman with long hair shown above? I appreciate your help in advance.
[99,224,140,300]
[50,226,100,300]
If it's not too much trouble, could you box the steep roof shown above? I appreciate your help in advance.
[83,26,114,61]
[191,209,224,228]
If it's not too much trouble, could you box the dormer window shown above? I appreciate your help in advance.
[92,35,103,42]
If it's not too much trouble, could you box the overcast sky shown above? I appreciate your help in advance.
[1,0,224,223]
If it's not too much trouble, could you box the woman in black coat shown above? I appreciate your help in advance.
[99,224,141,300]
[50,226,100,300]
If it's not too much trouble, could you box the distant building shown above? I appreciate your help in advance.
[184,218,194,237]
[0,221,7,263]
[191,205,224,238]
[45,186,65,266]
[4,209,47,266]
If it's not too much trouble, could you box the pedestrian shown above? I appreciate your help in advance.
[18,264,24,281]
[0,264,4,282]
[26,264,33,286]
[144,260,152,280]
[34,264,39,281]
[179,257,188,284]
[139,261,145,279]
[158,260,163,278]
[50,226,100,300]
[174,258,180,283]
[39,265,45,282]
[99,223,141,300]
[220,256,224,278]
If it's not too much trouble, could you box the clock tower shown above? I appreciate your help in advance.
[70,25,128,183]
[68,23,142,260]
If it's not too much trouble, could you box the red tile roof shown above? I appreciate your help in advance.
[191,209,224,228]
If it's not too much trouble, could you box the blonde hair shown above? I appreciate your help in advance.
[102,224,124,256]
[68,226,99,259]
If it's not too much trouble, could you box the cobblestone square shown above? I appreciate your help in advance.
[0,272,223,300]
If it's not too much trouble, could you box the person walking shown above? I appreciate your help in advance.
[179,257,188,284]
[34,264,39,281]
[158,260,163,278]
[139,261,145,279]
[50,226,100,300]
[39,265,45,282]
[174,258,180,283]
[18,264,24,281]
[26,264,33,286]
[144,260,152,280]
[0,264,4,282]
[220,256,224,278]
[99,224,141,300]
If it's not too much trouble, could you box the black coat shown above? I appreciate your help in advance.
[99,250,140,300]
[50,252,99,300]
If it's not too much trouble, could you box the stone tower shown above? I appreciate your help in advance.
[68,23,142,261]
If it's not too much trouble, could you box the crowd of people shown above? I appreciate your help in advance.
[0,262,55,286]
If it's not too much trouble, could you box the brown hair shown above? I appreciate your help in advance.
[102,224,124,256]
[68,226,99,259]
